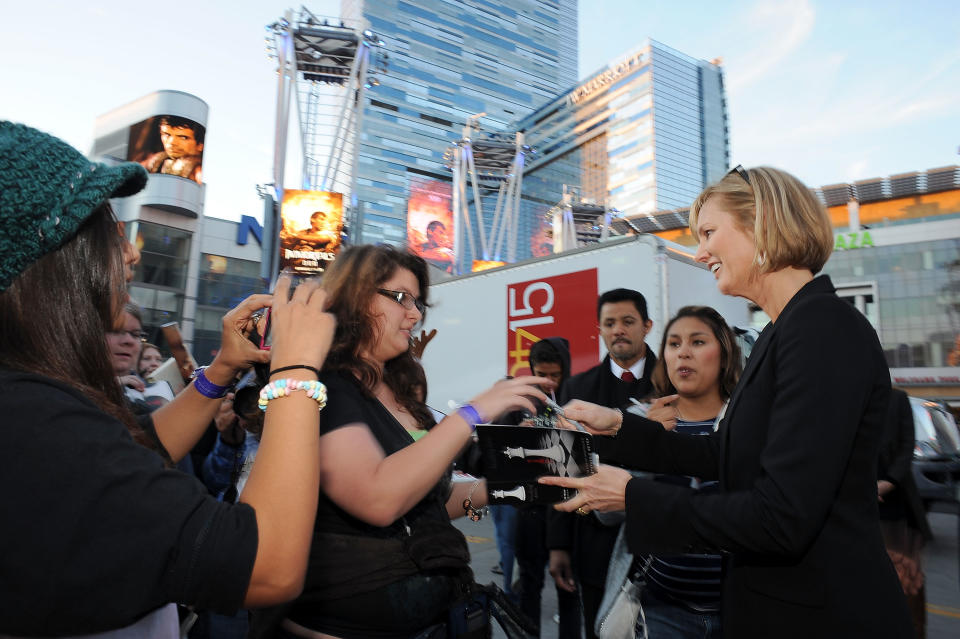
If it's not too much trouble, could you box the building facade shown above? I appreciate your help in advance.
[516,39,729,238]
[341,0,578,245]
[93,90,210,351]
[93,91,268,362]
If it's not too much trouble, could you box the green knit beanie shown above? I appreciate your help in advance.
[0,120,148,291]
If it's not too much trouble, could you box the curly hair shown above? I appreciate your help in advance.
[321,244,434,427]
[650,306,742,401]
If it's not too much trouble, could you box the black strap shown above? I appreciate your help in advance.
[269,364,320,378]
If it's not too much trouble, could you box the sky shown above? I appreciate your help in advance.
[2,0,958,223]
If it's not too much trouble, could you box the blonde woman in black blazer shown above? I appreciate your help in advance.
[542,166,913,637]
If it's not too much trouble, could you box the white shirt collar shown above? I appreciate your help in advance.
[609,356,644,380]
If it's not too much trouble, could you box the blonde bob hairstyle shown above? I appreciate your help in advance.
[688,166,834,275]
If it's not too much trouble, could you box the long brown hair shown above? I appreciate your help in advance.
[321,244,434,427]
[650,306,742,401]
[0,202,142,439]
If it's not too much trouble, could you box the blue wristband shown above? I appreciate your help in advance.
[455,404,482,432]
[191,367,230,399]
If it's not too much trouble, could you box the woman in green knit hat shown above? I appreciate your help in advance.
[0,121,335,636]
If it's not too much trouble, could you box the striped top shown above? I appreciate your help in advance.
[644,417,722,613]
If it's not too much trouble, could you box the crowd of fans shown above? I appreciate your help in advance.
[0,120,926,639]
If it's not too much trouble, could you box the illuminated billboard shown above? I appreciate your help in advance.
[472,260,506,273]
[529,216,554,258]
[279,190,344,275]
[127,115,206,185]
[407,178,454,272]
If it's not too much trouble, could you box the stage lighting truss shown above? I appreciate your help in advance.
[444,116,532,271]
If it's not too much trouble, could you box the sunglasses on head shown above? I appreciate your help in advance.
[727,164,750,185]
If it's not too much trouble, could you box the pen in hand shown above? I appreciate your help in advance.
[544,397,588,433]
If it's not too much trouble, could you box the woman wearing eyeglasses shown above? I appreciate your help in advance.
[108,302,149,395]
[542,166,913,637]
[265,244,550,639]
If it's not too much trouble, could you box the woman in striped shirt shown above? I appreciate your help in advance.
[633,306,742,638]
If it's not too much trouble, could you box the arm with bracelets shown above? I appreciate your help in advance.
[237,275,336,606]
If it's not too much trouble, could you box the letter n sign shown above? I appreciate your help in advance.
[236,215,263,246]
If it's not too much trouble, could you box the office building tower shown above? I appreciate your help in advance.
[517,39,729,242]
[340,0,578,245]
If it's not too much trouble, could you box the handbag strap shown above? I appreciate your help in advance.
[629,554,654,584]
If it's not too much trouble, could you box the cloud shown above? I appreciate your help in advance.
[843,159,870,183]
[727,0,816,93]
[730,39,960,156]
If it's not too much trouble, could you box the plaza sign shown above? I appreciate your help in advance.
[834,230,874,251]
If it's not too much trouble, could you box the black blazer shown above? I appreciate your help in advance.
[605,276,913,637]
[878,388,932,539]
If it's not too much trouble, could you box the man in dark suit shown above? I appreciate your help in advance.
[547,288,656,639]
[879,388,932,638]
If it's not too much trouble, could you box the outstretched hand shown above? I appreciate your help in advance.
[468,376,554,424]
[556,399,623,436]
[539,464,632,514]
[410,328,437,360]
[646,394,681,430]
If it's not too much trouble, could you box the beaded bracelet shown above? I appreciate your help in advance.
[257,378,328,411]
[190,367,231,399]
[462,480,487,522]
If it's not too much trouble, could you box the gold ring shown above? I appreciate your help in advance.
[575,506,588,516]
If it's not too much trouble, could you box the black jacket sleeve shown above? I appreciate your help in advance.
[604,414,722,479]
[878,389,914,486]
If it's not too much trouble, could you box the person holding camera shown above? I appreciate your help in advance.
[0,121,335,636]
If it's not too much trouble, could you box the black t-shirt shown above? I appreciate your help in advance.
[311,371,450,538]
[284,371,464,637]
[0,368,258,636]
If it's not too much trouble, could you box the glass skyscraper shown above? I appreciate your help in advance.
[516,39,730,235]
[341,0,578,245]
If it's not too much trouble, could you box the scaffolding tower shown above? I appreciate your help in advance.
[444,115,529,274]
[264,6,387,271]
[546,185,616,253]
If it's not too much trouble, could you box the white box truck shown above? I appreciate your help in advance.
[419,235,751,410]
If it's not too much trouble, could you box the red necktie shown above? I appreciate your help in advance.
[621,371,636,383]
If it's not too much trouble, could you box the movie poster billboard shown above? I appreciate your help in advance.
[506,268,599,378]
[472,260,506,272]
[407,178,455,272]
[127,115,206,184]
[529,216,554,258]
[278,190,344,275]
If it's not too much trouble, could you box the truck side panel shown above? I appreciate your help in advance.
[420,236,747,412]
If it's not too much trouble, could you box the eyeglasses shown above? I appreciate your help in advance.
[727,164,750,185]
[109,329,148,341]
[377,288,425,315]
